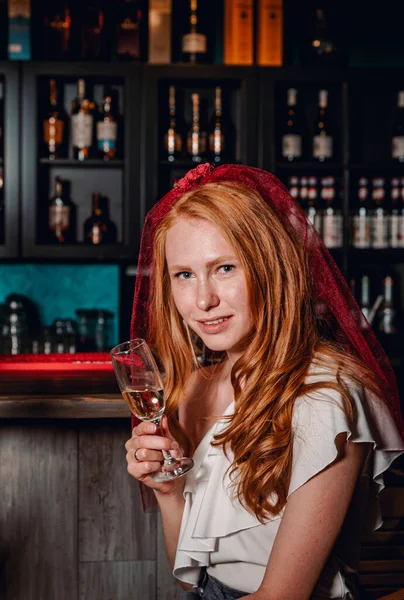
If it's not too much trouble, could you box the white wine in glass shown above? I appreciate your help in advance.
[110,338,194,482]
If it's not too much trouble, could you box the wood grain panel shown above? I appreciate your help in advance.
[0,422,78,600]
[157,514,182,600]
[78,420,156,562]
[79,560,156,600]
[0,394,130,419]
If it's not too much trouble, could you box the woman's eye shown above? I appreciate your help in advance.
[175,271,193,280]
[218,265,235,274]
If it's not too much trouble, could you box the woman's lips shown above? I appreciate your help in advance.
[196,316,233,334]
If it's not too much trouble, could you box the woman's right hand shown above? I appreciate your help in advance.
[125,415,185,497]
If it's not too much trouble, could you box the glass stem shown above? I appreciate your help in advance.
[151,417,177,464]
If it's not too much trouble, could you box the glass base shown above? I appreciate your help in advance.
[151,456,194,482]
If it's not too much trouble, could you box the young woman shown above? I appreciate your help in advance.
[125,164,404,600]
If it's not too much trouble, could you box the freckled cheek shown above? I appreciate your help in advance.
[171,285,195,319]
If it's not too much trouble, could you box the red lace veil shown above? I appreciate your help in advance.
[130,163,404,506]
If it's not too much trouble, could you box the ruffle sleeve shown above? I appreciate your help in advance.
[289,371,404,533]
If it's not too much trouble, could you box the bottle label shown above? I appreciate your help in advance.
[313,135,333,159]
[49,205,70,236]
[392,136,404,159]
[390,214,404,248]
[71,114,93,148]
[96,121,117,150]
[323,215,343,248]
[371,215,388,248]
[182,32,207,54]
[282,134,302,158]
[352,216,370,248]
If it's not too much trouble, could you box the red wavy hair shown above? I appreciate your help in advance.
[149,181,384,522]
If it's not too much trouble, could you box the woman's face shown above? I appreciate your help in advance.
[165,216,254,359]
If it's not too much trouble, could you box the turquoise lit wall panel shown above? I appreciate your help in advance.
[0,264,119,346]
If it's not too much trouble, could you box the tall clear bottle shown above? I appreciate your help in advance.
[352,177,371,248]
[281,88,305,162]
[163,85,184,163]
[389,177,404,248]
[312,89,333,162]
[186,92,207,163]
[181,0,207,64]
[70,79,95,161]
[392,90,404,163]
[208,86,235,163]
[378,275,397,336]
[359,275,371,325]
[370,177,388,249]
[321,176,343,248]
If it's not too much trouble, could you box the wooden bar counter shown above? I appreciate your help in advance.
[0,389,181,600]
[1,374,403,599]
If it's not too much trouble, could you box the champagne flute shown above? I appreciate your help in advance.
[110,338,194,481]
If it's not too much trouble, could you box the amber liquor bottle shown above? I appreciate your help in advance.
[83,193,117,244]
[48,176,77,244]
[42,79,68,159]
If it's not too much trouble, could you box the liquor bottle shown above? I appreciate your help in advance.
[351,177,370,248]
[306,176,322,235]
[116,0,145,61]
[48,176,77,244]
[359,275,371,324]
[256,0,283,66]
[148,0,171,64]
[181,0,207,64]
[70,79,94,161]
[43,2,71,60]
[378,275,397,336]
[163,85,184,163]
[281,88,304,162]
[224,0,254,65]
[186,93,207,163]
[301,6,346,67]
[208,86,235,163]
[312,90,333,162]
[389,177,404,248]
[96,88,119,161]
[42,79,68,160]
[392,91,404,163]
[83,193,117,244]
[80,2,105,60]
[370,177,388,249]
[321,176,343,248]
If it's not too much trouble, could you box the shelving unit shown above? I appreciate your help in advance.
[0,63,403,368]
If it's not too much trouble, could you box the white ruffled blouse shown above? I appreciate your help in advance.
[173,362,404,598]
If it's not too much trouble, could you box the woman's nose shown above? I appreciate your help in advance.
[196,280,219,311]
